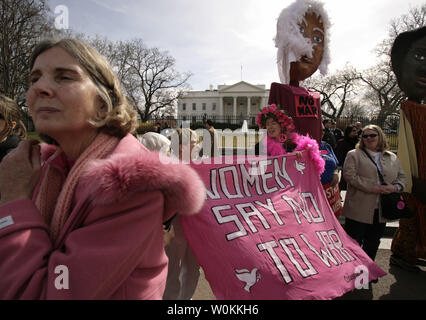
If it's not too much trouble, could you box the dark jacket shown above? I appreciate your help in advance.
[335,136,358,190]
[322,128,336,149]
[0,135,20,162]
[335,137,358,167]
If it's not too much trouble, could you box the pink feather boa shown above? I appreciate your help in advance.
[262,133,325,175]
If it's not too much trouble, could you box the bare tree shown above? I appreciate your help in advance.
[375,4,426,59]
[340,100,369,118]
[0,0,55,105]
[107,39,191,122]
[359,60,405,122]
[304,64,360,120]
[78,36,192,122]
[360,4,426,126]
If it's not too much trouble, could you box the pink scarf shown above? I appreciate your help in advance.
[34,132,119,242]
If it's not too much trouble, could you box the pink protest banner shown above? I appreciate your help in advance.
[181,152,386,300]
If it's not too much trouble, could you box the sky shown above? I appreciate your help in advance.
[48,0,425,91]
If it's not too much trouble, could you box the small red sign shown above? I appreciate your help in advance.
[322,182,343,218]
[294,94,320,118]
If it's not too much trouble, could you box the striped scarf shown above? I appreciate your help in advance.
[33,132,119,243]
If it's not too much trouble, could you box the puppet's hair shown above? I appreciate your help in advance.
[275,0,331,84]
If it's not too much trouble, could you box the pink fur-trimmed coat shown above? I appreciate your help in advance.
[0,134,205,299]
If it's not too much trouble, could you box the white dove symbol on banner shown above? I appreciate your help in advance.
[235,268,261,293]
[295,160,306,174]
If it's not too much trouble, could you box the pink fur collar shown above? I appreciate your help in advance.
[293,133,325,175]
[79,151,206,220]
[262,133,288,156]
[261,133,325,174]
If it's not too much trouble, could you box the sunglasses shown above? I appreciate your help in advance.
[362,133,378,139]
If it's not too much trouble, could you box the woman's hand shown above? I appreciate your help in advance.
[381,184,398,194]
[371,184,397,195]
[372,185,386,194]
[330,171,339,187]
[294,151,303,159]
[163,225,176,247]
[0,140,42,205]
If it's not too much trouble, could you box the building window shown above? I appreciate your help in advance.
[192,103,196,111]
[192,116,197,123]
[182,103,186,111]
[202,103,206,111]
[212,103,216,110]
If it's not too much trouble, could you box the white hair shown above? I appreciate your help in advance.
[141,132,171,154]
[275,0,331,84]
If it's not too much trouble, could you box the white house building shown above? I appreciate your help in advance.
[177,81,270,125]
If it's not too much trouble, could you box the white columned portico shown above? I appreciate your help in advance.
[177,81,269,124]
[261,96,266,108]
[233,96,237,120]
[247,97,251,117]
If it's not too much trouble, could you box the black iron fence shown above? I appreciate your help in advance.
[148,115,258,131]
[146,114,400,150]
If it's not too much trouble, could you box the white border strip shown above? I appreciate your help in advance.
[0,216,14,230]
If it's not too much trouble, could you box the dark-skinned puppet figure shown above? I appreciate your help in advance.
[390,26,426,272]
[269,0,331,144]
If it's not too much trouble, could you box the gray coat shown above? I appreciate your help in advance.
[342,148,407,224]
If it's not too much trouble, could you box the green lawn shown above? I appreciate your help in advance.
[27,132,41,141]
[386,133,398,151]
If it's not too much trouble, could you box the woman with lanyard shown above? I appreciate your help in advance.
[341,125,407,265]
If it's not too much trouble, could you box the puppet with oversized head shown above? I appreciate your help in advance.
[268,0,331,144]
[390,26,426,270]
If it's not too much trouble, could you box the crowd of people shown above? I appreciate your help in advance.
[0,0,424,300]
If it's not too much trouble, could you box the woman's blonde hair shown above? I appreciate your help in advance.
[0,94,27,141]
[29,38,138,141]
[356,124,389,152]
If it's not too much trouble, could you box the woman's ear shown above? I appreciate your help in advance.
[11,121,16,129]
[96,97,107,119]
